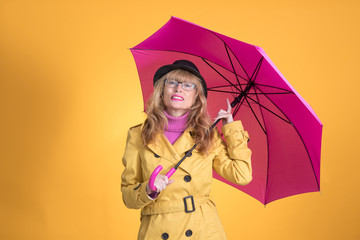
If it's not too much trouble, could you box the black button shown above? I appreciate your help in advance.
[161,233,169,239]
[185,229,193,237]
[154,153,160,158]
[184,175,191,182]
[184,150,192,157]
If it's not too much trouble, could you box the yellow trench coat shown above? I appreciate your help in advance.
[121,121,252,240]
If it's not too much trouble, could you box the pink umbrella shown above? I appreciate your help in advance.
[130,16,322,205]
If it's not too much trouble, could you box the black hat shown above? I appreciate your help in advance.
[153,60,207,98]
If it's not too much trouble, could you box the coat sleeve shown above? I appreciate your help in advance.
[212,121,252,185]
[121,127,154,209]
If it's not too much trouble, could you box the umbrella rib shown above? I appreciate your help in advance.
[230,84,267,135]
[232,57,267,134]
[253,84,294,93]
[208,84,294,95]
[250,103,267,135]
[229,56,263,110]
[250,57,264,83]
[202,58,249,82]
[207,89,241,94]
[208,83,294,94]
[244,56,271,204]
[246,96,292,124]
[252,84,294,124]
[207,89,293,96]
[247,92,293,95]
[242,96,267,135]
[224,44,244,90]
[251,87,271,205]
[208,31,251,80]
[202,58,242,92]
[208,83,247,90]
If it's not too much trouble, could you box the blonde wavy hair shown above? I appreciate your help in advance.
[142,69,215,153]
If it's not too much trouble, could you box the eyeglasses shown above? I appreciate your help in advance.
[165,79,197,91]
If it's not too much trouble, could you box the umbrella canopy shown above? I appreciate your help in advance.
[130,16,322,205]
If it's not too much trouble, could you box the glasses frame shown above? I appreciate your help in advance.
[164,78,197,91]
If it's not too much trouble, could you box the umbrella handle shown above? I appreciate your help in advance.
[149,165,176,192]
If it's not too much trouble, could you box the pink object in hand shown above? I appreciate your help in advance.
[166,167,176,178]
[149,165,176,192]
[149,165,163,191]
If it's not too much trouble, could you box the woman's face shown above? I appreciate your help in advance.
[163,77,198,117]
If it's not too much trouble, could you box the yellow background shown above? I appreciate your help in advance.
[1,0,359,239]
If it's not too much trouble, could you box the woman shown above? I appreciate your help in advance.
[121,60,252,240]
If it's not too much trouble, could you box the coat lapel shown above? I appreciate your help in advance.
[172,129,195,155]
[147,129,196,174]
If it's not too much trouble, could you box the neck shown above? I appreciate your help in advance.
[164,108,189,118]
[163,111,189,144]
[164,111,189,131]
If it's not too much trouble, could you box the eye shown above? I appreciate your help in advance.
[167,79,177,85]
[183,82,195,89]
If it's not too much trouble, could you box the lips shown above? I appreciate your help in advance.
[171,95,184,101]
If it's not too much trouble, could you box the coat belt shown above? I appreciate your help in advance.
[141,195,211,216]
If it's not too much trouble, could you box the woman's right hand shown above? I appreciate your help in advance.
[214,98,233,125]
[146,174,174,195]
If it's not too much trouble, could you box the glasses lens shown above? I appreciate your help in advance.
[165,79,178,87]
[182,82,196,90]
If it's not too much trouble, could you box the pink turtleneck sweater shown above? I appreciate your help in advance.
[164,111,189,144]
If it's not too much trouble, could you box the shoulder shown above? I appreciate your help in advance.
[126,123,143,140]
[129,123,142,131]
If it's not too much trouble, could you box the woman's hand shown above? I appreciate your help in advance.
[146,174,174,195]
[215,98,233,125]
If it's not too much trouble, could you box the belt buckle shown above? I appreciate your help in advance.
[183,195,195,213]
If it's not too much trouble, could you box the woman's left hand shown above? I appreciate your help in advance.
[215,98,233,125]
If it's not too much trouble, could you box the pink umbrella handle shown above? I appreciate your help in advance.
[149,165,163,191]
[149,166,177,192]
[166,168,176,178]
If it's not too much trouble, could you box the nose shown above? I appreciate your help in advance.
[175,83,183,92]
